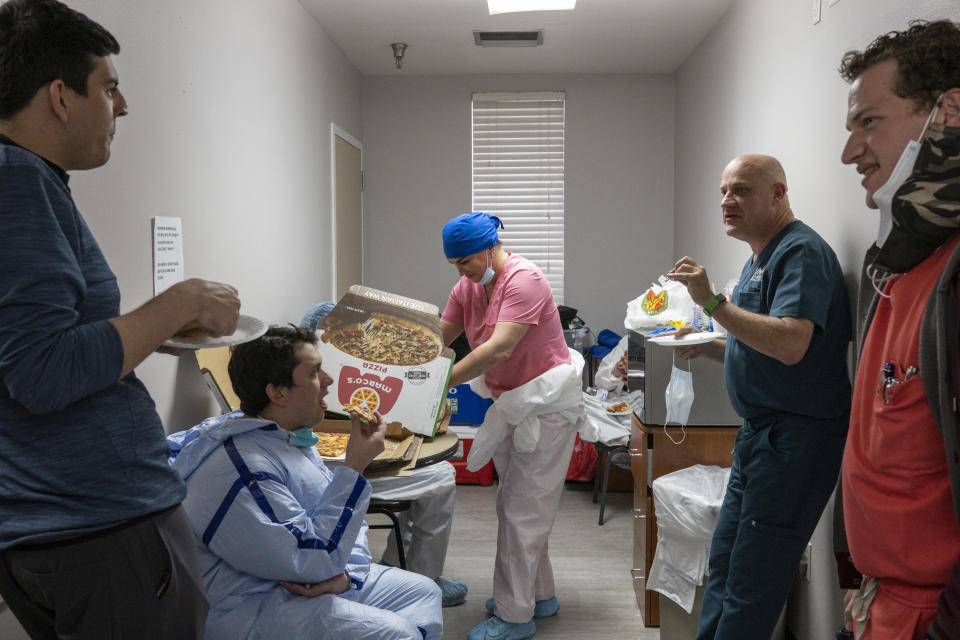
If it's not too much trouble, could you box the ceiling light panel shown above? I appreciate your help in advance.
[487,0,576,15]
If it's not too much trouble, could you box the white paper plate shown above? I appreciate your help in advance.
[163,314,267,349]
[649,331,723,347]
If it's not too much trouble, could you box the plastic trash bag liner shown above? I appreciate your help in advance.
[647,464,730,613]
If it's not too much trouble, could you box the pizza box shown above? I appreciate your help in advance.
[314,285,455,437]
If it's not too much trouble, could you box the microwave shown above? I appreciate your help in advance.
[626,329,741,427]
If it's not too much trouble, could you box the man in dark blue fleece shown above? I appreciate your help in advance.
[0,1,240,637]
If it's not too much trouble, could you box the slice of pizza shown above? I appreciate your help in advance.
[343,403,376,423]
[175,321,206,337]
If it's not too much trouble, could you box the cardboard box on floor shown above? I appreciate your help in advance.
[314,286,455,437]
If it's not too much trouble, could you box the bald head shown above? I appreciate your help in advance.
[719,154,795,256]
[723,155,788,192]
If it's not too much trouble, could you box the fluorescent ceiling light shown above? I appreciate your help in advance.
[487,0,576,15]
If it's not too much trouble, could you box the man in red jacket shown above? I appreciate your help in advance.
[836,19,960,640]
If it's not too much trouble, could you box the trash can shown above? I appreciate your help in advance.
[647,464,730,640]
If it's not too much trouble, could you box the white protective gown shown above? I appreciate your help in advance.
[167,413,442,640]
[466,349,588,623]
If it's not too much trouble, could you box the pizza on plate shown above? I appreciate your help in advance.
[315,432,350,458]
[321,312,440,366]
[606,401,630,413]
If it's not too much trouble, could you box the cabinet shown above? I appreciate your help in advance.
[631,415,738,627]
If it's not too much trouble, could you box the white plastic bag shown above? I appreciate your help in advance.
[624,275,695,331]
[647,464,730,613]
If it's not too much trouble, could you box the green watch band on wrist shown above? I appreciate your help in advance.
[702,293,726,317]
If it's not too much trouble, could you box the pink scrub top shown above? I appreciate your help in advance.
[442,253,570,398]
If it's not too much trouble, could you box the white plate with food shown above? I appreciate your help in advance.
[605,401,632,416]
[649,331,723,347]
[163,314,267,349]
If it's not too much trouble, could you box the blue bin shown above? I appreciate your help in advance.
[447,384,493,425]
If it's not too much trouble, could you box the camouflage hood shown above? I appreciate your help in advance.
[873,121,960,273]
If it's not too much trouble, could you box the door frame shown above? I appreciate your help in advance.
[329,123,363,299]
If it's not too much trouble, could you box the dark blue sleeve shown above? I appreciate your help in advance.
[0,161,124,414]
[766,237,834,330]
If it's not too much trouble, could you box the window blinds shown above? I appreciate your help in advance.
[472,91,565,303]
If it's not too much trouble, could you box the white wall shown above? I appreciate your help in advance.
[360,74,675,337]
[62,0,362,432]
[673,0,959,637]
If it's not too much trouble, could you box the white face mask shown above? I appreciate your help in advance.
[477,249,495,285]
[664,362,694,427]
[872,100,941,250]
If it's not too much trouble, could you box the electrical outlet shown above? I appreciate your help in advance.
[798,542,813,581]
[812,0,821,24]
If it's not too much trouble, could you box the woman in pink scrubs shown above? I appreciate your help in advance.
[439,212,581,640]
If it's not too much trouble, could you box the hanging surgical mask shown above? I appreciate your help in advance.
[664,355,694,444]
[477,249,495,285]
[289,426,319,448]
[870,96,960,273]
[873,139,922,248]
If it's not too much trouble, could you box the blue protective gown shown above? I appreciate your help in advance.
[168,413,442,640]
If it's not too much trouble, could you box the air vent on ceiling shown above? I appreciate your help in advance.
[473,30,544,47]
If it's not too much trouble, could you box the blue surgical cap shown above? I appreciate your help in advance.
[300,301,336,331]
[442,212,504,259]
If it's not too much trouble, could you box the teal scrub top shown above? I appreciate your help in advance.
[723,221,852,421]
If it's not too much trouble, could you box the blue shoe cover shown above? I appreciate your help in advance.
[467,616,536,640]
[437,577,468,607]
[485,596,559,618]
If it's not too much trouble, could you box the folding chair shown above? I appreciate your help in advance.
[195,346,241,413]
[592,439,630,526]
[365,499,412,570]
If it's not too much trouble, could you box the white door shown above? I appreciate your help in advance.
[332,126,362,298]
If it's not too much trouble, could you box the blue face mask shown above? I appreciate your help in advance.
[289,426,319,448]
[477,250,495,285]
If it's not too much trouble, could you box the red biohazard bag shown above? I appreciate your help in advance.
[566,434,598,482]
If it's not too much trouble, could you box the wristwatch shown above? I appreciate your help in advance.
[702,293,726,317]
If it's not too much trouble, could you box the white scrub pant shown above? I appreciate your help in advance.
[376,461,457,579]
[491,411,578,622]
[246,563,442,640]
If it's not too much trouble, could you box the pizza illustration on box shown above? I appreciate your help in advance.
[337,366,403,415]
[320,312,441,366]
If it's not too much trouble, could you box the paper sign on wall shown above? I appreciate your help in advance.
[152,216,183,295]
